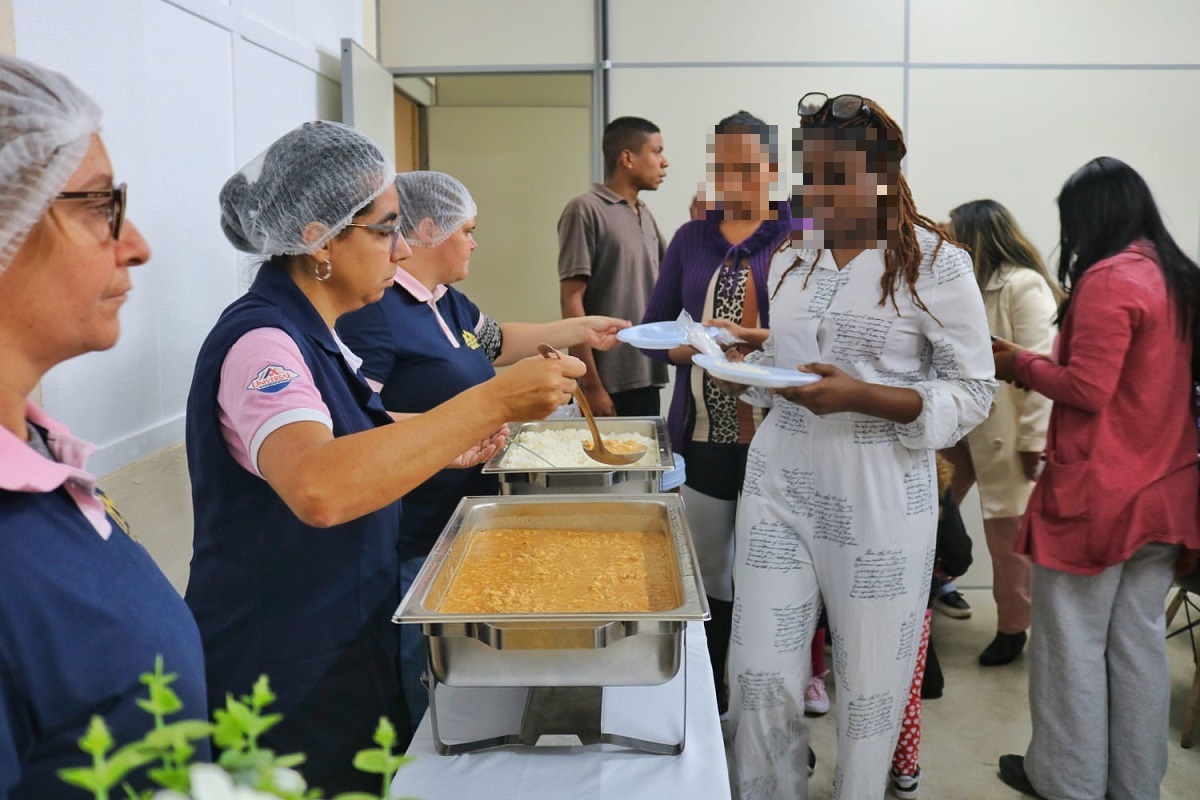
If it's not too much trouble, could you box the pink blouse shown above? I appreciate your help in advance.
[1015,242,1200,575]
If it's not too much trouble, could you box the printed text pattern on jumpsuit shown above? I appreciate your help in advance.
[727,230,995,800]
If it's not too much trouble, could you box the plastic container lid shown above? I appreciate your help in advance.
[660,453,686,491]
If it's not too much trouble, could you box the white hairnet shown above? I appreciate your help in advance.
[220,121,394,257]
[395,170,477,247]
[0,55,101,273]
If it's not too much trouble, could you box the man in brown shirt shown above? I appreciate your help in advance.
[558,116,670,417]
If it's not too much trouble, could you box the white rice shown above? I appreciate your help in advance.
[500,429,658,469]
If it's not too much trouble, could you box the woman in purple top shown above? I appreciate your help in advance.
[641,111,790,713]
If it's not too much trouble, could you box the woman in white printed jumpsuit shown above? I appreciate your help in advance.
[724,94,996,800]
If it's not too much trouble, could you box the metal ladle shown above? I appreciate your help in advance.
[537,343,647,466]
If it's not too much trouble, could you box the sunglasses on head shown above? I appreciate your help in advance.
[797,93,872,121]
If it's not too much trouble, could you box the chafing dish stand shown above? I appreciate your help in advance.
[422,636,688,755]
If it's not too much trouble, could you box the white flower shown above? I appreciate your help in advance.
[151,764,281,800]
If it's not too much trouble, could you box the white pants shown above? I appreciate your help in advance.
[727,403,935,800]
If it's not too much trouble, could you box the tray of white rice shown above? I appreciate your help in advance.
[482,417,673,495]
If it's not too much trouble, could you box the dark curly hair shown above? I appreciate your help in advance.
[778,97,952,319]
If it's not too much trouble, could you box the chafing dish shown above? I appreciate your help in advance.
[394,494,707,754]
[394,493,708,688]
[480,417,672,494]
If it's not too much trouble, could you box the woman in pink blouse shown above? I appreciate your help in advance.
[993,157,1200,800]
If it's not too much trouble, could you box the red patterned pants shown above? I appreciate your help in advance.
[892,609,933,775]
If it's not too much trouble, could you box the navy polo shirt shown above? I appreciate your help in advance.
[0,416,208,799]
[338,271,499,559]
[185,265,404,793]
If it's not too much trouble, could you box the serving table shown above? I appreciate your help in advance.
[391,621,732,800]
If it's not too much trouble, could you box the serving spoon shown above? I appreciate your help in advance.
[537,343,648,466]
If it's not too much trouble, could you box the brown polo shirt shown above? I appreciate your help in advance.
[557,183,670,394]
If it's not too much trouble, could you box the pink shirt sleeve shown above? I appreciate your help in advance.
[1014,266,1143,414]
[217,328,333,476]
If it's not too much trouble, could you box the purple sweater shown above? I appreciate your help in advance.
[641,203,791,452]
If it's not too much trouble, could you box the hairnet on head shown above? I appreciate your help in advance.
[394,171,477,247]
[0,54,101,273]
[219,121,394,257]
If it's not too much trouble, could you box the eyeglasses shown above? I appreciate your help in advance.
[54,182,127,241]
[344,221,404,253]
[797,93,872,121]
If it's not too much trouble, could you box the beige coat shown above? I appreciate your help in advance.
[965,265,1058,518]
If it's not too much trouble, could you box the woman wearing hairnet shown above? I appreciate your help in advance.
[337,170,629,727]
[0,56,209,798]
[185,127,583,793]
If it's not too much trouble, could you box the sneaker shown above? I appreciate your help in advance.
[890,766,920,800]
[804,673,830,715]
[934,590,972,619]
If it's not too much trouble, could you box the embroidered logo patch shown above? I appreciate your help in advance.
[461,330,481,350]
[96,488,134,539]
[247,365,300,393]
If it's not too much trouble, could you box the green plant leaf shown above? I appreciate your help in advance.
[57,766,106,792]
[351,750,389,775]
[211,707,248,750]
[224,696,255,727]
[249,674,276,711]
[244,711,283,740]
[275,752,307,768]
[372,717,396,749]
[78,716,114,757]
[138,656,178,690]
[120,782,152,800]
[148,684,184,717]
[351,749,411,775]
[103,743,159,778]
[217,748,266,772]
[142,719,214,749]
[146,764,191,792]
[330,793,379,800]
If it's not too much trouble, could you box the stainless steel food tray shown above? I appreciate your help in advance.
[393,494,708,688]
[480,417,672,494]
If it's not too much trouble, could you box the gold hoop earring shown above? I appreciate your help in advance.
[314,259,333,282]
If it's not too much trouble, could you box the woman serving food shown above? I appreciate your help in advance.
[185,130,583,793]
[336,169,627,727]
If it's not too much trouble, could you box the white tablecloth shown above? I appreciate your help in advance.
[392,621,731,800]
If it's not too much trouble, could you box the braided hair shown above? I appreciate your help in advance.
[777,97,953,320]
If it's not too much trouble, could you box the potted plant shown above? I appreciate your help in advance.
[58,657,414,800]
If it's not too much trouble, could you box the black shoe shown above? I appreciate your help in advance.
[933,590,972,619]
[998,755,1045,798]
[979,631,1027,667]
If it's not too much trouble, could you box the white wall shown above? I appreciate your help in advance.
[379,0,1200,266]
[429,75,592,328]
[14,0,366,475]
[604,0,1200,257]
[379,0,593,69]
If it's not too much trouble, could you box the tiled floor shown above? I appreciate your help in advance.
[104,447,1200,798]
[798,590,1200,799]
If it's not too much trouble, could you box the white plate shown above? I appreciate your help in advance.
[618,321,721,349]
[692,354,821,389]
